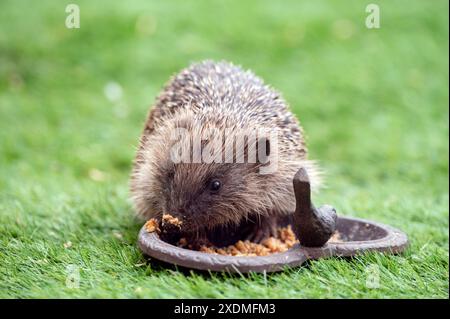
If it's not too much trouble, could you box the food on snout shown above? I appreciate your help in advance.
[144,214,182,232]
[144,218,160,233]
[162,214,182,227]
[144,214,183,243]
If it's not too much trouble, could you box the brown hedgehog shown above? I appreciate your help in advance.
[130,61,320,245]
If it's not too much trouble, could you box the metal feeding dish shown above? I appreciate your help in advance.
[138,169,408,273]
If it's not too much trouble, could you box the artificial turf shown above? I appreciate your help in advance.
[0,0,448,298]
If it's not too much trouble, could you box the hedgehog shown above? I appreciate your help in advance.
[130,60,320,245]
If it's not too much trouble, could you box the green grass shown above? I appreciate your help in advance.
[0,0,448,298]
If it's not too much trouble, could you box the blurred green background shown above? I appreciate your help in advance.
[0,0,448,298]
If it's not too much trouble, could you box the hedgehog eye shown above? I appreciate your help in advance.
[209,180,221,192]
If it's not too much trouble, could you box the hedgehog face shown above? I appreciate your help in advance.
[157,162,255,230]
[130,125,270,232]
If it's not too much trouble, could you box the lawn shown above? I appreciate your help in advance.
[0,0,448,298]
